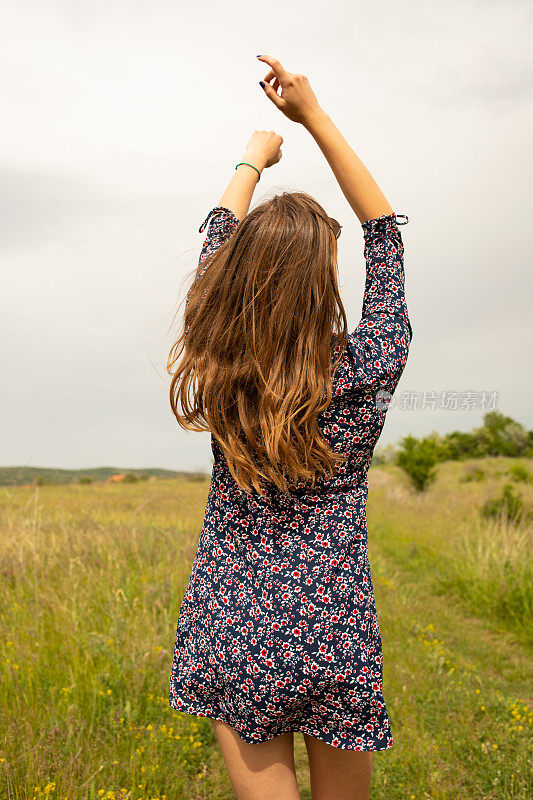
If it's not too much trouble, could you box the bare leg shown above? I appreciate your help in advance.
[211,719,301,800]
[303,733,374,800]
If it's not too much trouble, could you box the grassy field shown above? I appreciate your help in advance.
[0,459,531,799]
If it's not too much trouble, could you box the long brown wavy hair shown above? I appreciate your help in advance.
[167,191,350,496]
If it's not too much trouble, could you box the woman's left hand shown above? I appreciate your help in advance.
[243,130,283,171]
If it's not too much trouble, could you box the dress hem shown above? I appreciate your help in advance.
[169,695,394,752]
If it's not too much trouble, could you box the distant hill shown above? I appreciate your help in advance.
[0,466,207,487]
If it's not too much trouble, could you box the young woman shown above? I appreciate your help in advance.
[167,55,412,800]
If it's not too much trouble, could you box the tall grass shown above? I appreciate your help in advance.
[0,480,225,800]
[436,509,532,634]
[368,456,533,645]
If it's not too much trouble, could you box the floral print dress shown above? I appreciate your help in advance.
[169,205,412,750]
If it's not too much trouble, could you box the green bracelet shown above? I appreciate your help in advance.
[235,161,261,181]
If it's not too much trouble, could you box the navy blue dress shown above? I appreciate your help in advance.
[169,205,412,750]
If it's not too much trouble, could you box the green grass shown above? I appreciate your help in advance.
[0,459,531,799]
[367,458,533,645]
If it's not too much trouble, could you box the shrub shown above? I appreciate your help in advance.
[444,429,482,460]
[477,411,529,457]
[396,435,439,492]
[79,476,93,485]
[443,412,530,460]
[123,473,138,483]
[507,463,532,483]
[481,482,530,524]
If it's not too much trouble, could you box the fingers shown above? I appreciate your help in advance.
[261,81,285,110]
[262,73,280,94]
[262,69,277,83]
[257,55,290,86]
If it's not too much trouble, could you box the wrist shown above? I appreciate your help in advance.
[302,106,330,134]
[241,152,267,173]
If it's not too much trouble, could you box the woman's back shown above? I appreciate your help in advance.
[169,204,412,750]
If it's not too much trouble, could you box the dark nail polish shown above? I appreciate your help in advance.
[259,81,265,88]
[256,54,262,58]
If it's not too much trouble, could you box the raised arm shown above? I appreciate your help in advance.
[257,55,394,224]
[303,112,393,224]
[217,129,284,222]
[184,130,284,336]
[190,130,283,285]
[258,55,412,396]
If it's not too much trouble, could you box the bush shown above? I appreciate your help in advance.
[507,463,532,483]
[123,473,138,483]
[443,412,530,460]
[79,476,93,485]
[477,411,529,457]
[444,430,481,460]
[396,435,439,492]
[481,482,530,524]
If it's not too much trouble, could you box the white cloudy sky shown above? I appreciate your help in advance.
[2,0,532,472]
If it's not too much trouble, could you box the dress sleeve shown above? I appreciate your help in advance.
[346,212,412,394]
[184,205,240,327]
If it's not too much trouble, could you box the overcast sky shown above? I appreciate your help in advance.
[2,0,532,473]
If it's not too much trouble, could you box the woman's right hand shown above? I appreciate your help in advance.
[257,55,323,127]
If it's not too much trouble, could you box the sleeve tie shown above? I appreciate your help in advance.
[199,206,236,233]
